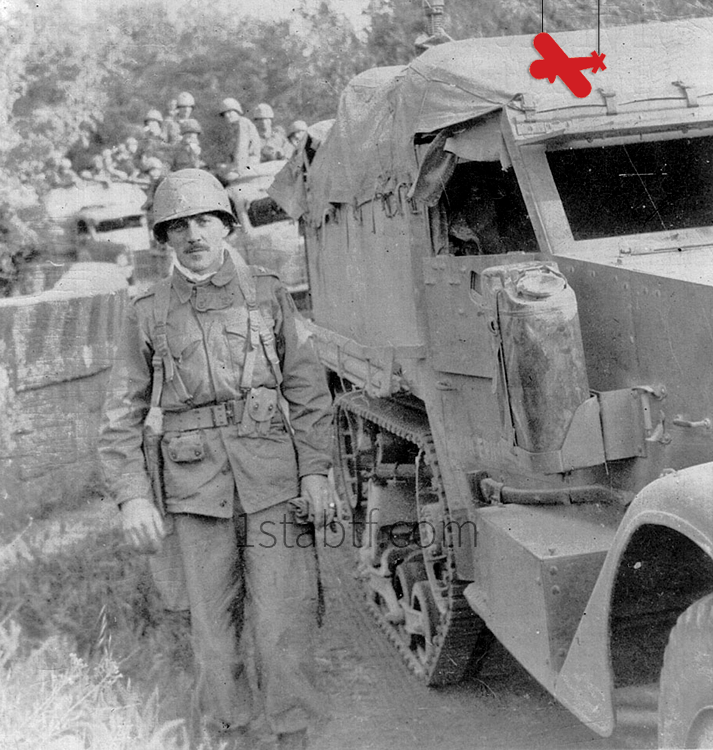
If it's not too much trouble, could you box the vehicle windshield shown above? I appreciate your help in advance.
[96,215,143,233]
[546,135,713,240]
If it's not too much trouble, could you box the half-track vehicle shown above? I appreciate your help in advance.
[274,17,713,748]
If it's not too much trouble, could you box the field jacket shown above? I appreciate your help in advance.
[99,250,332,516]
[227,117,262,177]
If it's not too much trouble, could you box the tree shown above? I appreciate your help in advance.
[281,1,368,122]
[96,0,365,165]
[8,0,118,184]
[0,2,45,294]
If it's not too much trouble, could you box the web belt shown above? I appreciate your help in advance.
[163,399,245,432]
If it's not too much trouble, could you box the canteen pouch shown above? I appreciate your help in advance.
[239,386,278,436]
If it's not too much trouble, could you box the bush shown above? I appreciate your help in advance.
[0,622,189,750]
[0,527,199,749]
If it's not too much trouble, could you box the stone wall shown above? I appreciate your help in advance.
[0,264,128,520]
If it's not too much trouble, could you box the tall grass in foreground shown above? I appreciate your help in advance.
[0,526,201,749]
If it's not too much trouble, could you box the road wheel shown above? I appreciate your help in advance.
[411,581,439,665]
[659,593,713,748]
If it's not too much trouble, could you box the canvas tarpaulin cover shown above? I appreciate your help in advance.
[270,17,713,224]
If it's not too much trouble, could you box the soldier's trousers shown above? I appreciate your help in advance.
[172,497,324,736]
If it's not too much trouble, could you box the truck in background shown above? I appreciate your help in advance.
[43,182,152,289]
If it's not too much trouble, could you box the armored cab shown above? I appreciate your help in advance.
[272,18,713,747]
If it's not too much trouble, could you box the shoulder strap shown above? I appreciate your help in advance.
[151,276,193,406]
[142,279,171,435]
[234,264,285,386]
[234,264,293,433]
[234,263,262,391]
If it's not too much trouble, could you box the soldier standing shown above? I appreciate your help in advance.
[162,99,179,145]
[98,169,334,750]
[170,119,206,171]
[138,156,168,223]
[252,103,288,162]
[217,97,261,180]
[286,120,308,150]
[163,92,197,145]
[138,109,167,163]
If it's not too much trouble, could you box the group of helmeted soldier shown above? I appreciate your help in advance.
[44,90,309,214]
[156,92,307,176]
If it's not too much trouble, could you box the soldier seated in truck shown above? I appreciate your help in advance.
[446,184,505,256]
[439,163,537,256]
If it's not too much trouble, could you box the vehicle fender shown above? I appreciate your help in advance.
[554,462,713,736]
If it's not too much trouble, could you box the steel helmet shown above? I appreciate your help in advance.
[252,103,274,120]
[179,118,202,135]
[287,119,308,137]
[144,109,164,123]
[143,157,164,172]
[176,91,195,108]
[152,169,237,242]
[219,97,243,115]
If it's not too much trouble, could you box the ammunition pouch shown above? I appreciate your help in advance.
[239,386,278,436]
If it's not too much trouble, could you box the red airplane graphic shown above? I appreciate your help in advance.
[529,32,606,98]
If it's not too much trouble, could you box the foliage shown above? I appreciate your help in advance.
[0,0,120,295]
[0,524,193,706]
[0,2,40,295]
[98,1,365,165]
[0,196,41,297]
[0,524,202,747]
[283,1,369,123]
[0,621,191,750]
[8,0,118,184]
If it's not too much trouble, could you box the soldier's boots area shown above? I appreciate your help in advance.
[212,727,308,750]
[276,729,308,750]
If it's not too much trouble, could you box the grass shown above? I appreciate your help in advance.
[0,467,109,548]
[0,525,203,749]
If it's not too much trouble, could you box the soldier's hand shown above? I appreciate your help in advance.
[121,497,167,553]
[300,474,336,530]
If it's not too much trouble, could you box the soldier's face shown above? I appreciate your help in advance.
[288,131,306,148]
[167,213,229,275]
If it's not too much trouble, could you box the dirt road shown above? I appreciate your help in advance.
[310,540,654,750]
